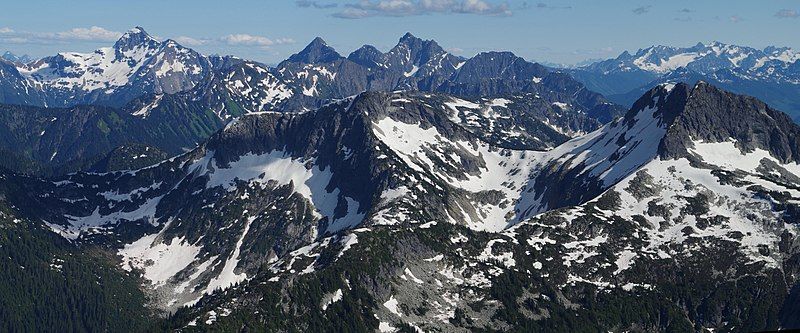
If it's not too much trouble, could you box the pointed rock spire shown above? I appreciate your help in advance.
[387,32,450,69]
[287,37,342,64]
[399,32,418,43]
[347,45,386,68]
[114,26,159,52]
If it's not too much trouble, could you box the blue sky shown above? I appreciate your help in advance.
[1,0,798,65]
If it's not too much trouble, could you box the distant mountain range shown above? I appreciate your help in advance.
[571,41,800,120]
[1,51,33,64]
[0,27,622,176]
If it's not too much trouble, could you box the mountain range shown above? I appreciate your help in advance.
[2,80,800,331]
[570,41,800,120]
[0,27,622,176]
[1,51,32,64]
[2,27,800,332]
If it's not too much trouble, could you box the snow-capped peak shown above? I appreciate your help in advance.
[114,26,159,53]
[11,26,211,106]
[603,41,799,79]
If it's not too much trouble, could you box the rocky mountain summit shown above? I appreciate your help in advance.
[276,33,621,121]
[11,27,213,108]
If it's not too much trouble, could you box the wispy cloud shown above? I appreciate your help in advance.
[775,9,798,18]
[729,15,743,23]
[0,26,296,52]
[174,36,207,46]
[678,8,693,13]
[220,34,295,47]
[170,33,296,49]
[54,26,122,42]
[333,8,372,19]
[531,2,572,10]
[0,26,124,45]
[329,0,512,19]
[632,5,651,15]
[570,46,615,57]
[295,0,338,9]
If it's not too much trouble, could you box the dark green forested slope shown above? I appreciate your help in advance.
[0,96,226,177]
[0,200,154,332]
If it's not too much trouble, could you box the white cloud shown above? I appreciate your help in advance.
[1,37,29,44]
[459,0,491,13]
[295,0,338,9]
[533,3,572,10]
[274,37,296,44]
[331,0,511,18]
[221,34,274,46]
[775,9,798,19]
[729,15,743,23]
[0,26,297,53]
[220,34,294,47]
[0,26,124,45]
[333,8,372,18]
[53,26,122,42]
[174,36,207,46]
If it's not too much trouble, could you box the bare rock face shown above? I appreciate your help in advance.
[660,81,800,163]
[527,81,800,216]
[287,37,343,64]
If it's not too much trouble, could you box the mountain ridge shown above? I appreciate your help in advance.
[0,27,624,177]
[2,81,800,331]
[0,27,622,119]
[571,41,800,120]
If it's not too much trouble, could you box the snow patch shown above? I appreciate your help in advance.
[119,235,201,286]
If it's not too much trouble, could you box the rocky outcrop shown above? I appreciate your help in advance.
[660,82,800,163]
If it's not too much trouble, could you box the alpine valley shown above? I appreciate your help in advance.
[1,27,800,333]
